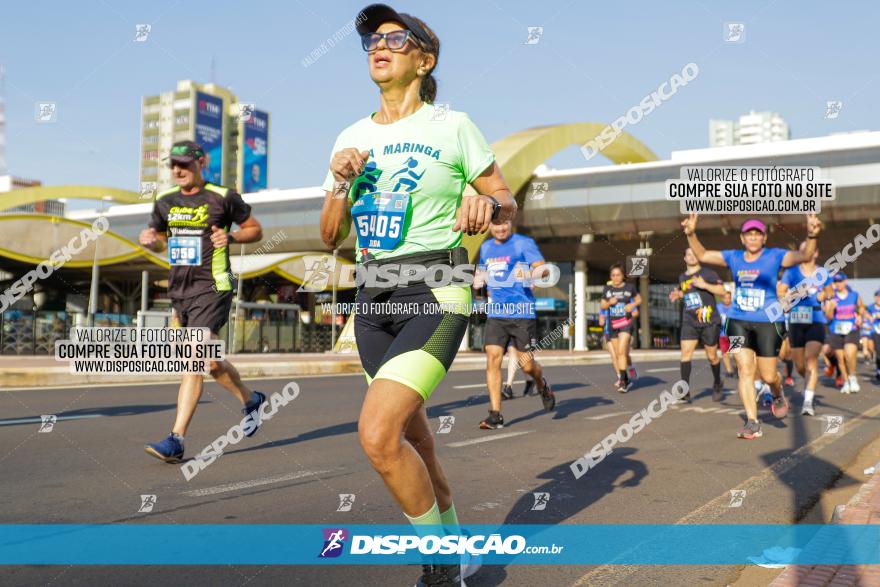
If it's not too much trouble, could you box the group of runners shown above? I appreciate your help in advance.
[131,3,880,586]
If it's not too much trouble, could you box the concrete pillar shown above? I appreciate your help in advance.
[574,260,587,351]
[639,274,651,349]
[140,271,149,313]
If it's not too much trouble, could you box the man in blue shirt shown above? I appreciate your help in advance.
[475,221,555,429]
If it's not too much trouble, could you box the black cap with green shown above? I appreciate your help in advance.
[167,140,205,164]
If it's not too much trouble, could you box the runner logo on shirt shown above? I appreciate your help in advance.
[168,204,209,228]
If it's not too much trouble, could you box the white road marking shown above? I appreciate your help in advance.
[584,411,631,421]
[181,470,331,497]
[447,430,534,447]
[0,414,103,426]
[453,381,525,389]
[646,367,680,373]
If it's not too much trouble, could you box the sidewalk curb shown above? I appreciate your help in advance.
[769,466,880,586]
[0,350,687,389]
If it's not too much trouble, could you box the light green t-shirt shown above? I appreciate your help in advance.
[322,103,495,261]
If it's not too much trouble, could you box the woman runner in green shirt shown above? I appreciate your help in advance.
[319,4,517,586]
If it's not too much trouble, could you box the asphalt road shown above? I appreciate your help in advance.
[2,357,880,587]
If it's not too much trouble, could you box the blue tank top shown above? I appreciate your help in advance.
[722,247,788,323]
[781,265,829,325]
[829,289,860,336]
[868,303,880,335]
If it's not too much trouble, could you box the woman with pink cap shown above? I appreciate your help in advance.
[681,213,823,439]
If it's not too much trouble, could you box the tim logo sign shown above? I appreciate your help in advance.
[198,99,221,118]
[318,528,348,558]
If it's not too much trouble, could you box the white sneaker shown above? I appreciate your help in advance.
[849,376,861,393]
[461,552,482,580]
[801,401,814,416]
[841,380,851,394]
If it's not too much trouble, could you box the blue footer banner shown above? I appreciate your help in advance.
[1,524,877,565]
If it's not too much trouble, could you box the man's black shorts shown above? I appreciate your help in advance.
[680,319,721,347]
[171,291,232,334]
[726,319,785,358]
[788,322,826,347]
[827,330,860,350]
[485,318,537,352]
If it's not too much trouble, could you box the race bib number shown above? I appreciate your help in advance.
[789,307,813,324]
[168,236,201,266]
[351,192,409,251]
[684,292,702,311]
[735,287,765,313]
[609,303,626,317]
[833,321,854,335]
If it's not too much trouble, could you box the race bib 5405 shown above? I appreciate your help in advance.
[351,192,409,251]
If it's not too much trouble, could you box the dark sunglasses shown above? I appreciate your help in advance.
[361,29,417,52]
[168,159,195,169]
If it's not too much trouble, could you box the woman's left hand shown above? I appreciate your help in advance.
[453,195,495,235]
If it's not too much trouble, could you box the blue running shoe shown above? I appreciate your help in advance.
[241,391,266,438]
[144,433,184,463]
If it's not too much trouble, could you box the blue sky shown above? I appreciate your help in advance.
[1,0,878,201]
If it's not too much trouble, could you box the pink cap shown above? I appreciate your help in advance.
[741,219,767,234]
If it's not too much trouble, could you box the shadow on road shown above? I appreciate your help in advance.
[470,448,648,586]
[0,403,181,426]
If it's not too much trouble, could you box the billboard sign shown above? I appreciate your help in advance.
[242,109,269,193]
[195,92,223,185]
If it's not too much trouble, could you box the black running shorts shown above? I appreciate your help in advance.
[788,322,826,348]
[725,319,785,358]
[171,291,232,335]
[680,319,721,347]
[484,318,538,352]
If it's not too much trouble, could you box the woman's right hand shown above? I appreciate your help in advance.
[681,213,698,236]
[331,148,370,182]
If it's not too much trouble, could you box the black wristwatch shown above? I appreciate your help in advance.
[227,232,237,244]
[487,195,502,222]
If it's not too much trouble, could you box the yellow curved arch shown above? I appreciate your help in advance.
[0,185,145,212]
[0,214,160,267]
[460,122,658,260]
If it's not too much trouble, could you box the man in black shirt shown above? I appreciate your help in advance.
[139,140,266,463]
[668,248,726,402]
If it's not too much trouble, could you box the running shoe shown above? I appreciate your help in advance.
[824,365,836,378]
[771,394,790,419]
[801,400,815,416]
[144,433,184,463]
[760,387,773,408]
[841,380,851,394]
[479,411,504,430]
[737,420,763,440]
[628,366,638,381]
[712,382,724,402]
[540,378,556,411]
[415,563,464,586]
[784,376,794,387]
[241,391,267,437]
[501,384,514,400]
[616,379,628,394]
[460,551,481,580]
[849,376,861,393]
[523,379,537,397]
[835,375,844,388]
